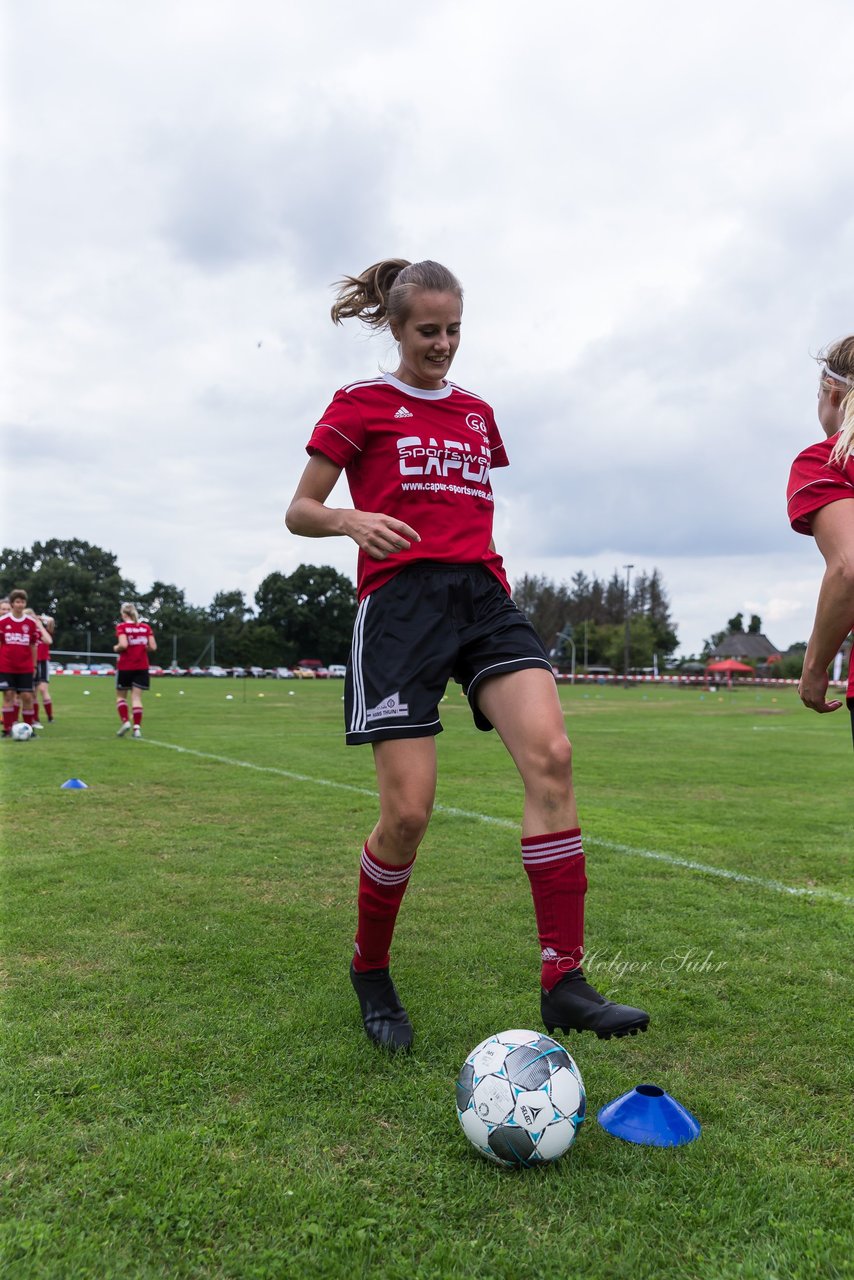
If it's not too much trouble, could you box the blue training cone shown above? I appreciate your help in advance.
[597,1084,700,1147]
[61,778,89,790]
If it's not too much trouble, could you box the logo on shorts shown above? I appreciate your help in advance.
[365,691,409,722]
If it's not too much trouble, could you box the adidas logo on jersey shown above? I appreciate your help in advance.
[393,406,414,419]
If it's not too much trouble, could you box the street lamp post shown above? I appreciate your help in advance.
[623,564,634,687]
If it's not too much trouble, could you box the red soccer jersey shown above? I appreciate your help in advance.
[36,640,51,662]
[307,373,511,600]
[787,433,854,696]
[116,622,154,670]
[0,614,41,674]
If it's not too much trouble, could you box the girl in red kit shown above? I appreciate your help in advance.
[286,259,649,1053]
[113,603,156,739]
[0,590,50,736]
[33,614,55,724]
[787,336,854,748]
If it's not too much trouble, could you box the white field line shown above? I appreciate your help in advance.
[145,739,854,908]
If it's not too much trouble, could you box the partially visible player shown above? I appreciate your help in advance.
[1,590,50,736]
[787,335,854,748]
[113,603,156,738]
[33,614,55,724]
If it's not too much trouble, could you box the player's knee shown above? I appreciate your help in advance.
[541,732,573,782]
[383,797,433,848]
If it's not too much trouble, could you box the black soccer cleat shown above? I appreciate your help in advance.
[542,969,650,1040]
[350,962,414,1053]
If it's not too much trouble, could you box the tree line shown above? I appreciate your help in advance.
[514,569,679,669]
[1,542,691,672]
[0,541,357,668]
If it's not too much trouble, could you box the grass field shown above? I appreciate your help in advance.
[2,676,852,1280]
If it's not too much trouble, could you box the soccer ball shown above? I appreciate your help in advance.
[11,722,34,741]
[456,1028,586,1167]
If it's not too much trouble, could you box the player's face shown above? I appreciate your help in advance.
[10,599,25,617]
[392,290,461,391]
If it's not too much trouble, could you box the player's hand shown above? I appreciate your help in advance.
[798,666,843,713]
[346,512,421,560]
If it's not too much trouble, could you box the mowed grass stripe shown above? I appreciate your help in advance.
[143,737,854,908]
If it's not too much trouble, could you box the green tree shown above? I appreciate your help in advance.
[513,567,679,669]
[748,614,762,634]
[0,540,136,654]
[256,565,357,665]
[138,581,209,667]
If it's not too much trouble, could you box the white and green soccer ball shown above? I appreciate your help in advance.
[456,1029,585,1167]
[11,722,34,741]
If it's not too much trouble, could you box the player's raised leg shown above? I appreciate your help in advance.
[476,668,650,1040]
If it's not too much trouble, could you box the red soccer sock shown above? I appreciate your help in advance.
[43,696,53,721]
[132,707,143,728]
[117,700,130,724]
[521,827,588,992]
[32,702,40,722]
[352,843,416,973]
[22,708,35,727]
[2,706,15,734]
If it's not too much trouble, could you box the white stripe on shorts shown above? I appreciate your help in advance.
[349,596,369,733]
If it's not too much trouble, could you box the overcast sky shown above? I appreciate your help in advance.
[3,0,854,655]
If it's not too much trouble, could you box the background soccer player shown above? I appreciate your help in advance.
[286,258,650,1053]
[33,614,55,724]
[113,603,157,739]
[787,336,854,747]
[0,590,50,736]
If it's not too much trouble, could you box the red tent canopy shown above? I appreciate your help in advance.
[706,659,754,673]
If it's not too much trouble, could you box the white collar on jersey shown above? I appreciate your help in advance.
[382,371,453,400]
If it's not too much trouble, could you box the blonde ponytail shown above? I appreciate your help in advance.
[331,259,462,332]
[817,336,854,465]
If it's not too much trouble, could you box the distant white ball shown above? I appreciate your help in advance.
[226,695,233,700]
[11,722,34,741]
[456,1029,585,1167]
[83,690,90,695]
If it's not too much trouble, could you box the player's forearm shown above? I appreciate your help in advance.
[802,563,854,677]
[286,497,353,539]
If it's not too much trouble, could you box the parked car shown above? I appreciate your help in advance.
[273,667,293,679]
[188,666,206,677]
[89,663,115,676]
[166,665,187,676]
[230,666,247,678]
[48,662,64,675]
[207,665,228,677]
[149,666,165,677]
[248,666,267,678]
[327,664,347,677]
[293,666,317,679]
[65,664,92,675]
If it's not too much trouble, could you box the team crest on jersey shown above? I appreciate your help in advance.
[466,412,488,435]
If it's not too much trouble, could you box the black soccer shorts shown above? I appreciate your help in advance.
[0,671,34,694]
[116,669,150,691]
[344,562,553,745]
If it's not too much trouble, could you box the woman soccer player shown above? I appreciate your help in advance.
[113,603,157,739]
[286,259,650,1052]
[33,614,55,724]
[787,336,854,747]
